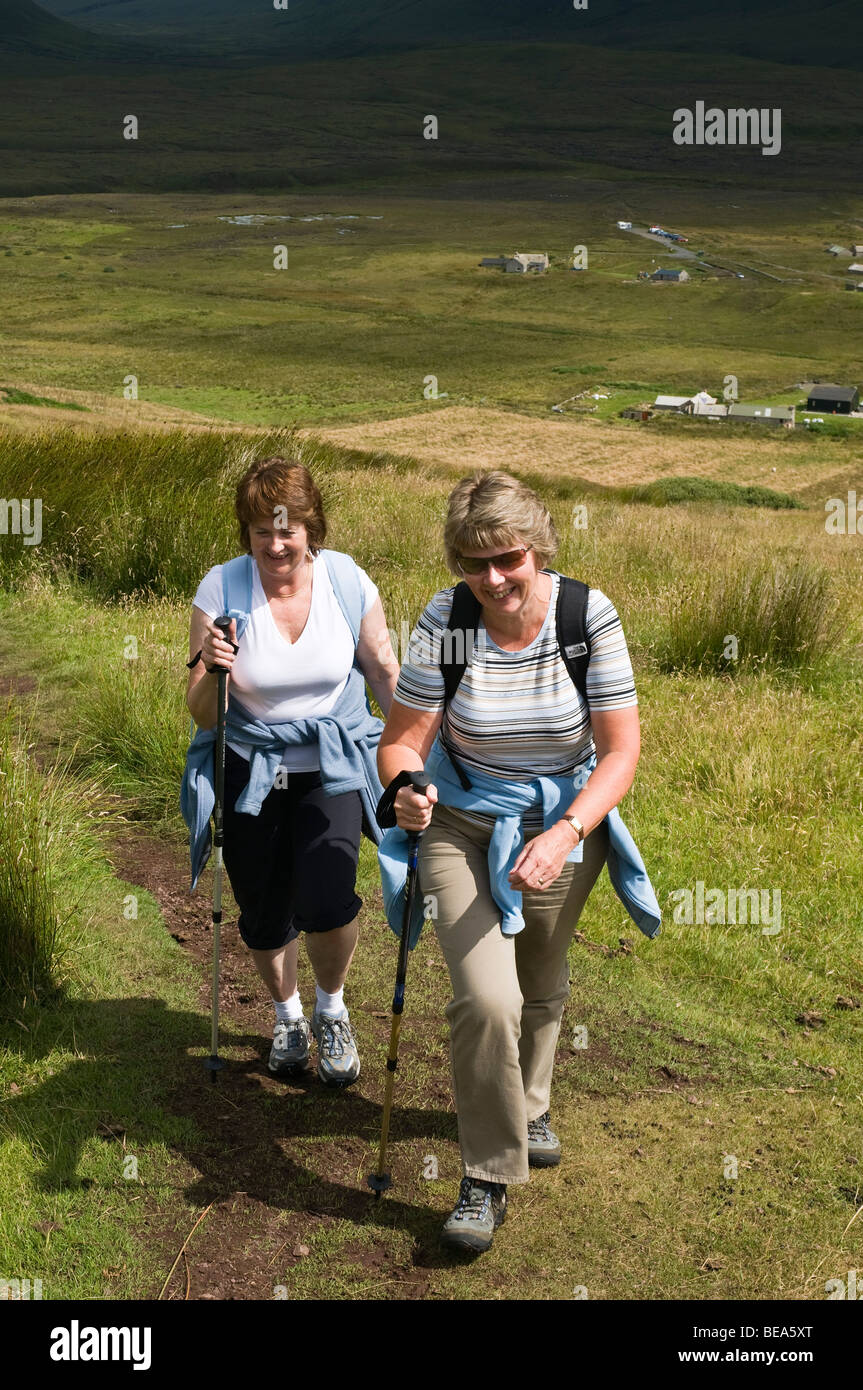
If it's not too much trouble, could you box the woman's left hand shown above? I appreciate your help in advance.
[509,823,576,892]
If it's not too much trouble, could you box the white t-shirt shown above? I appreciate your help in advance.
[193,553,378,771]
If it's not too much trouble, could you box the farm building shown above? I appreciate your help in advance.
[619,405,653,421]
[852,245,863,256]
[827,244,851,256]
[846,281,863,291]
[653,390,722,416]
[508,253,549,273]
[617,220,632,230]
[728,404,795,428]
[848,263,863,274]
[806,384,859,412]
[480,252,549,274]
[651,268,689,282]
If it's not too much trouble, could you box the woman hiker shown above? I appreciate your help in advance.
[182,454,399,1086]
[376,470,660,1252]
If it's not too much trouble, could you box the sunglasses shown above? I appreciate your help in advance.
[456,546,531,576]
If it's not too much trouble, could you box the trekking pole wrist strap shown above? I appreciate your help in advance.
[187,641,239,673]
[376,770,418,829]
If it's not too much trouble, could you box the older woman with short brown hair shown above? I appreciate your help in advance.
[378,470,657,1252]
[184,455,399,1086]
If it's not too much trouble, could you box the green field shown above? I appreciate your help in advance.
[0,423,861,1301]
[1,184,862,429]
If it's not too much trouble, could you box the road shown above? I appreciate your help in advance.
[621,224,786,281]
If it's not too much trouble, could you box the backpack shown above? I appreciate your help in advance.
[439,573,591,788]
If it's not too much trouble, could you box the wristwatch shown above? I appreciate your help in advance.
[563,814,584,844]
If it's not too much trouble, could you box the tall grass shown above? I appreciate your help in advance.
[0,426,427,601]
[76,638,190,825]
[0,706,104,1005]
[653,558,841,675]
[0,423,855,721]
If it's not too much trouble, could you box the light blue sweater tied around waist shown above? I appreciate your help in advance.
[378,736,661,950]
[181,665,384,891]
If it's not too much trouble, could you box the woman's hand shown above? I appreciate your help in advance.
[393,781,438,833]
[509,822,576,892]
[201,618,238,673]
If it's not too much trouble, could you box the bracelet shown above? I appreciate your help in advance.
[561,814,584,844]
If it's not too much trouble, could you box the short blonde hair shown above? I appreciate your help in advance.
[443,471,558,576]
[234,456,327,555]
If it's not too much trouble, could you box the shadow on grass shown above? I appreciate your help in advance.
[1,995,459,1254]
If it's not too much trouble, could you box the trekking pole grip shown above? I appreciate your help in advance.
[409,773,430,802]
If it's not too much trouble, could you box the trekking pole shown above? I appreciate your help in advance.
[204,614,233,1083]
[368,773,431,1196]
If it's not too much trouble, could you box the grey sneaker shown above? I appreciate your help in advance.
[527,1111,561,1167]
[268,1016,311,1076]
[310,1008,361,1087]
[440,1178,507,1253]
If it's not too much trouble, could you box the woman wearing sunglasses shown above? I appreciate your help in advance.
[377,470,650,1253]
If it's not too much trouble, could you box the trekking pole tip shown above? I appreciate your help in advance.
[204,1055,226,1082]
[367,1172,392,1197]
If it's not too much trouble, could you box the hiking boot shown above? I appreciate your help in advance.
[527,1111,561,1167]
[268,1016,311,1076]
[310,1008,361,1086]
[440,1177,507,1253]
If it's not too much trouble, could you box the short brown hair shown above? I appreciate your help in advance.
[443,471,558,575]
[235,456,327,555]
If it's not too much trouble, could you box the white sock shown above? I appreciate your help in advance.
[274,990,303,1023]
[315,984,345,1017]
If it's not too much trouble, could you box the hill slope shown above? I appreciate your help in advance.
[36,0,863,69]
[0,0,154,64]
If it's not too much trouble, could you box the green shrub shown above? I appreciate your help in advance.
[631,476,802,510]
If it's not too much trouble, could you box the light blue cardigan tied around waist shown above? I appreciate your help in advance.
[181,672,384,891]
[378,736,661,950]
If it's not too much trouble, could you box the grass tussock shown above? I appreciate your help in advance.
[77,641,190,825]
[0,705,105,1006]
[654,558,841,676]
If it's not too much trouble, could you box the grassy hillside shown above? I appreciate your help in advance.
[0,422,860,1300]
[0,37,859,197]
[38,0,863,70]
[0,0,157,65]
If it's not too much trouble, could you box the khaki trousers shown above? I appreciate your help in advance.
[419,803,609,1185]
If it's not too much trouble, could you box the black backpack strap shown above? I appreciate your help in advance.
[442,582,480,701]
[439,582,481,790]
[555,576,591,704]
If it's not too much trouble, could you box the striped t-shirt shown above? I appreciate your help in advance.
[394,572,638,799]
